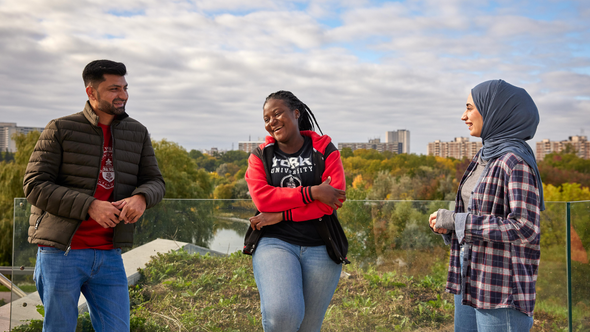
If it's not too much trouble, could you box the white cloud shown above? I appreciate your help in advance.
[0,0,588,155]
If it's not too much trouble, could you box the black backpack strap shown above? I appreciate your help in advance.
[311,142,350,265]
[314,213,350,265]
[313,142,337,184]
[243,144,273,256]
[243,210,262,255]
[252,145,274,184]
[324,142,338,158]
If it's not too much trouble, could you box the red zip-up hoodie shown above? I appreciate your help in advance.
[245,131,345,221]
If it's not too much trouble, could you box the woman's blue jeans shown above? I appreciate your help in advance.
[34,247,130,332]
[252,237,342,332]
[454,246,533,332]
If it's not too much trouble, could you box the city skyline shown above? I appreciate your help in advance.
[3,120,588,158]
[0,1,588,155]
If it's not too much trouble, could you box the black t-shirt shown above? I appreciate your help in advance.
[262,136,324,246]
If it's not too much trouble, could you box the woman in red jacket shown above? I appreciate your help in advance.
[245,90,346,332]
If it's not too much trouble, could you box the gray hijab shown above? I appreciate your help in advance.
[472,79,545,211]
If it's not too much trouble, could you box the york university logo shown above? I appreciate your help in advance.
[272,156,312,168]
[281,175,302,188]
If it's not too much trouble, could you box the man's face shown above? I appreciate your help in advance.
[92,74,128,116]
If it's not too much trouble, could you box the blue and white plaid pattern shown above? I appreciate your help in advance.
[447,151,541,317]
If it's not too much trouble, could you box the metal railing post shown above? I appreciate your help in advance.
[566,202,572,332]
[0,273,27,298]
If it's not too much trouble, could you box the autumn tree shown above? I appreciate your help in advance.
[154,139,213,199]
[538,151,590,187]
[0,131,40,266]
[341,149,459,200]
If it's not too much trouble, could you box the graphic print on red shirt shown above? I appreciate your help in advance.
[70,123,115,249]
[97,147,114,190]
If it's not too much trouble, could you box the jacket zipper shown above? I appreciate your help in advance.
[66,123,104,256]
[64,221,82,256]
[111,123,117,203]
[34,211,46,229]
[90,124,104,198]
[111,123,118,246]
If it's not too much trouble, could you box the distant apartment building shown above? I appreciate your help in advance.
[339,138,401,153]
[0,122,44,152]
[385,129,410,154]
[535,135,590,161]
[427,137,482,159]
[238,140,264,154]
[338,129,410,154]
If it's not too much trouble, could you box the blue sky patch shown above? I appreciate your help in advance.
[107,9,145,17]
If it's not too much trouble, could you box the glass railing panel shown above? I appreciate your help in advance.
[536,201,569,328]
[10,198,38,331]
[337,200,451,279]
[570,200,590,331]
[338,200,569,327]
[133,199,255,254]
[10,199,570,330]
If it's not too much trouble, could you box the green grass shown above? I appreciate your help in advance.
[0,284,37,293]
[11,249,588,331]
[19,285,38,292]
[126,250,456,331]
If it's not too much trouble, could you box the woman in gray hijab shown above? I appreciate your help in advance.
[429,79,543,332]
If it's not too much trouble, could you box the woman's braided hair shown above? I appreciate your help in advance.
[264,90,323,135]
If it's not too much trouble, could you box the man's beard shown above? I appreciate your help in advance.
[97,93,126,116]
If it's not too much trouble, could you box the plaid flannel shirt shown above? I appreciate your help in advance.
[446,151,541,317]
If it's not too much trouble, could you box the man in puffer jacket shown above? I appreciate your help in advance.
[23,59,165,332]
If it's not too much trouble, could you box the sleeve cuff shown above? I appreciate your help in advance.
[454,212,469,244]
[436,209,456,230]
[283,210,293,221]
[301,186,313,204]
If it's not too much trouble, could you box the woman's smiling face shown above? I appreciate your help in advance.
[461,93,483,137]
[263,98,300,143]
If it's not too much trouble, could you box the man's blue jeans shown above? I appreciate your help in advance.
[454,245,534,332]
[34,247,130,332]
[252,237,342,332]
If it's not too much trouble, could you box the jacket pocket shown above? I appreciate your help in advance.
[34,211,46,230]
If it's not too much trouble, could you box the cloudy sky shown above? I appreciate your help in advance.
[1,0,589,155]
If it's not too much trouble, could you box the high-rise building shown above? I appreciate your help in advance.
[0,122,44,152]
[385,129,410,154]
[385,129,410,153]
[427,137,482,159]
[535,135,589,161]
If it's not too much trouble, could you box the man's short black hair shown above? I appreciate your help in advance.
[82,60,127,87]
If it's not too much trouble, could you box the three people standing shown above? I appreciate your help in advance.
[22,62,543,332]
